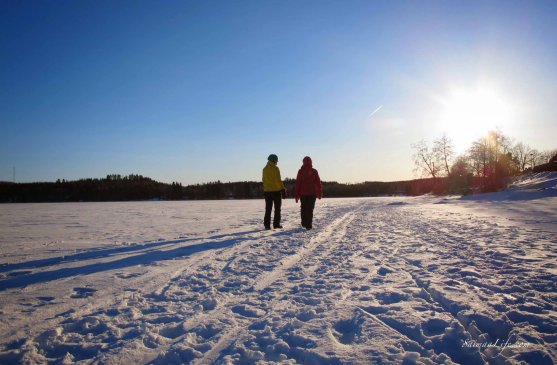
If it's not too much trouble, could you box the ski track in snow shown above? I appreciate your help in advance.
[0,190,556,364]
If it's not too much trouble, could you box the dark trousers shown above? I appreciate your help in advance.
[300,195,317,228]
[264,191,282,228]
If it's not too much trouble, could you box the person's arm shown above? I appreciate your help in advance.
[315,170,323,199]
[277,167,285,191]
[262,168,267,189]
[295,170,302,202]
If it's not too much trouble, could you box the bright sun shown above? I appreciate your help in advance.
[439,88,514,152]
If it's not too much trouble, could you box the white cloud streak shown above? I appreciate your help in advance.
[368,105,383,119]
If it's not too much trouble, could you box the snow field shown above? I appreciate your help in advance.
[0,188,556,364]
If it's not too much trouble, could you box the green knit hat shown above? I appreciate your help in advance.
[267,154,278,162]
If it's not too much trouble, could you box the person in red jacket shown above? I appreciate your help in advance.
[295,156,323,230]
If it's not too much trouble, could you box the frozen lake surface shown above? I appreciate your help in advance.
[0,173,556,364]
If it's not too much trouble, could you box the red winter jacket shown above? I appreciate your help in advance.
[295,157,323,199]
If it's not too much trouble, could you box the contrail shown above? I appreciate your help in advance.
[368,105,383,119]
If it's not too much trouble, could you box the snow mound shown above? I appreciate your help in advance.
[510,171,557,191]
[463,172,557,201]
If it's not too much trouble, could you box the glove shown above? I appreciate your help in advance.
[281,188,287,199]
[295,196,299,203]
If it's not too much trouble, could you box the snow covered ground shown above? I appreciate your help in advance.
[0,173,556,364]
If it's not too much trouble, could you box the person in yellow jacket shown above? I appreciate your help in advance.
[262,154,286,229]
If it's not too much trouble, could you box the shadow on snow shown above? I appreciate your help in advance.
[0,230,263,274]
[0,229,294,291]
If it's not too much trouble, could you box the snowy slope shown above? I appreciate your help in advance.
[0,175,556,364]
[463,172,557,202]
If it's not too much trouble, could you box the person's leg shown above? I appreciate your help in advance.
[264,192,273,229]
[307,196,317,229]
[300,198,306,228]
[273,191,282,228]
[300,196,309,228]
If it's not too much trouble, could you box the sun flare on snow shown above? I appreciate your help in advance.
[439,88,515,152]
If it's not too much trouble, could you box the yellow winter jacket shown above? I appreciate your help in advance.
[262,161,285,192]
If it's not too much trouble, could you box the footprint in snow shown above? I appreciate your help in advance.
[71,287,97,299]
[115,272,142,279]
[332,316,364,345]
[232,304,266,318]
[37,296,55,302]
[377,267,393,276]
[421,317,449,337]
[157,323,186,339]
[375,291,409,305]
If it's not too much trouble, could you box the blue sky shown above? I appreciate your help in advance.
[1,1,556,184]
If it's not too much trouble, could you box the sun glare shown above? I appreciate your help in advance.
[439,88,514,152]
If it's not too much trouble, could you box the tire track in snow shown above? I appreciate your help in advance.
[15,229,282,365]
[372,208,490,363]
[194,205,370,364]
[94,229,284,364]
[364,204,555,364]
[282,202,492,363]
[86,230,276,312]
[408,215,557,363]
[252,210,356,292]
[128,210,347,364]
[151,229,279,299]
[0,233,235,358]
[191,209,358,365]
[317,206,428,359]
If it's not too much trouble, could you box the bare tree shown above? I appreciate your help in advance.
[412,140,440,179]
[528,149,541,169]
[498,130,514,156]
[540,149,557,164]
[413,129,552,192]
[512,142,532,172]
[433,134,455,177]
[486,129,509,164]
[549,149,557,163]
[466,130,517,177]
[468,138,489,177]
[450,155,471,177]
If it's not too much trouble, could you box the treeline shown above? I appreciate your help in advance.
[412,130,557,194]
[318,179,439,197]
[0,175,182,202]
[0,174,440,203]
